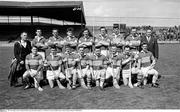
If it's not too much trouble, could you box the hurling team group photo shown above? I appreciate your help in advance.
[1,0,180,110]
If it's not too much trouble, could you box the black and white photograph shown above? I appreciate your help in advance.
[0,0,180,110]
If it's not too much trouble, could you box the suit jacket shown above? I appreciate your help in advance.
[14,40,32,62]
[141,35,159,59]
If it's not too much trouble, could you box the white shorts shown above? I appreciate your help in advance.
[23,69,43,79]
[101,50,109,56]
[77,68,91,78]
[122,69,131,79]
[46,70,65,80]
[37,52,45,61]
[141,67,158,77]
[56,53,63,57]
[65,67,77,78]
[92,69,106,80]
[106,67,119,79]
[131,67,140,74]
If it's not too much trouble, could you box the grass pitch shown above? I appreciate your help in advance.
[0,44,180,109]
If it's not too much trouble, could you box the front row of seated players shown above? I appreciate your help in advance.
[22,42,159,91]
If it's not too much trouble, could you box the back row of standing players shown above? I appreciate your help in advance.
[23,25,159,91]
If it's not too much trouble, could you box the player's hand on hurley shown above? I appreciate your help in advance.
[20,61,24,64]
[31,71,38,77]
[63,58,68,62]
[75,58,80,62]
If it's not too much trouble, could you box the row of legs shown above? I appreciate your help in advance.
[22,67,159,91]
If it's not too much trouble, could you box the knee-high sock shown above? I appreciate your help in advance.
[152,72,158,84]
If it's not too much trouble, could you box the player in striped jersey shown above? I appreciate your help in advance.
[95,27,111,56]
[88,45,108,90]
[23,46,43,91]
[46,29,65,56]
[63,27,78,53]
[110,24,126,54]
[126,28,141,52]
[75,45,91,89]
[63,46,79,89]
[121,45,135,88]
[78,28,94,56]
[126,28,141,85]
[31,29,48,61]
[106,45,122,89]
[45,45,66,89]
[137,42,159,88]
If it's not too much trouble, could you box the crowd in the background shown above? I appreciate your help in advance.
[126,26,180,41]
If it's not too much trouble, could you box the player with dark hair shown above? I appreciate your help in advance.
[106,45,122,89]
[74,45,91,89]
[110,24,126,54]
[95,26,111,56]
[63,45,79,89]
[47,29,64,56]
[121,45,135,88]
[88,45,108,90]
[23,46,43,91]
[136,42,159,88]
[78,28,94,56]
[32,29,48,61]
[44,45,66,89]
[64,27,78,53]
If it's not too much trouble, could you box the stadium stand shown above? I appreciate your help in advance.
[0,1,86,41]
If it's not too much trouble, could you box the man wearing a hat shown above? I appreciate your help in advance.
[94,27,111,56]
[110,24,126,54]
[88,45,108,90]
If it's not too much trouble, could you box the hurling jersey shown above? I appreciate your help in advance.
[63,53,79,68]
[47,36,64,52]
[89,54,108,70]
[46,54,62,70]
[25,53,43,70]
[76,54,90,69]
[110,33,126,53]
[125,34,141,48]
[121,53,132,70]
[32,36,47,52]
[138,51,154,67]
[95,34,111,50]
[107,53,123,68]
[78,36,94,53]
[64,36,78,52]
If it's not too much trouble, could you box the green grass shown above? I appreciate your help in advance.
[0,44,180,109]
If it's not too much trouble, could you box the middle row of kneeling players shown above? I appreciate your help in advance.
[23,42,159,91]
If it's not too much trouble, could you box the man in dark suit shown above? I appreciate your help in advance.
[141,29,159,60]
[9,32,31,87]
